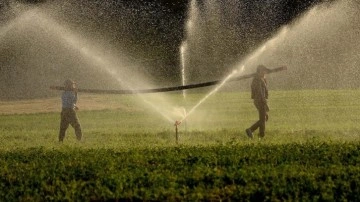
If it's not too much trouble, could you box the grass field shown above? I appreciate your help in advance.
[1,89,360,200]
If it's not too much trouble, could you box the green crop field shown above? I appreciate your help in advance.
[1,89,360,201]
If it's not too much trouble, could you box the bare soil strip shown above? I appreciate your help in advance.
[0,95,127,115]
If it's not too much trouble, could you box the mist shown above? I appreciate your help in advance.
[1,0,355,101]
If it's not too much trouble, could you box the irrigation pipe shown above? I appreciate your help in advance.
[50,66,287,94]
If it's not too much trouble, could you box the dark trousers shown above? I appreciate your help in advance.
[59,108,82,142]
[249,101,268,137]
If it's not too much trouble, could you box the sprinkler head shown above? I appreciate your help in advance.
[174,120,181,126]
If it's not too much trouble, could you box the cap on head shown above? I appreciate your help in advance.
[257,65,270,73]
[64,79,75,90]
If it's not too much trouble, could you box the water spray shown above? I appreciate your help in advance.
[179,27,289,123]
[180,0,199,99]
[181,66,287,122]
[51,66,287,145]
[52,66,286,144]
[16,9,175,123]
[180,42,188,99]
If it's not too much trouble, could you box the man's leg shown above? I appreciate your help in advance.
[248,101,267,137]
[258,104,267,138]
[249,101,261,131]
[69,110,82,141]
[72,122,82,141]
[249,121,260,133]
[59,111,70,142]
[246,102,259,138]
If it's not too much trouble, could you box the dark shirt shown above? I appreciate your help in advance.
[251,75,268,102]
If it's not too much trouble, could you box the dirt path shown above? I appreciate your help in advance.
[0,95,129,115]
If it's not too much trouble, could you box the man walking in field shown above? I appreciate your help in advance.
[59,79,82,142]
[246,65,270,139]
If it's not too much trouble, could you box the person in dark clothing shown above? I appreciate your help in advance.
[59,79,82,142]
[246,65,270,139]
